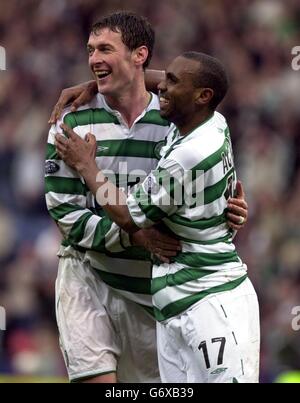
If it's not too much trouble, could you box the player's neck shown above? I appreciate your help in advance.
[105,78,150,128]
[177,109,214,137]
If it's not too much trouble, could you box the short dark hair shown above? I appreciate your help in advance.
[91,11,155,69]
[182,51,229,110]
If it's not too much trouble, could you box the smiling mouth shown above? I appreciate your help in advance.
[95,70,112,81]
[159,96,170,109]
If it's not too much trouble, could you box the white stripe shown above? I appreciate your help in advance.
[57,210,90,238]
[46,192,86,210]
[127,194,155,229]
[96,156,158,177]
[164,219,229,242]
[153,265,247,311]
[86,252,152,279]
[45,160,83,180]
[78,215,101,249]
[105,222,126,253]
[180,241,236,254]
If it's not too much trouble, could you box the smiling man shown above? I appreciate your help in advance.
[46,12,174,383]
[46,11,249,384]
[55,51,260,383]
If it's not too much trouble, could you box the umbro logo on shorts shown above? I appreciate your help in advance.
[210,367,228,375]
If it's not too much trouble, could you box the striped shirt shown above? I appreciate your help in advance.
[127,112,247,321]
[45,93,170,310]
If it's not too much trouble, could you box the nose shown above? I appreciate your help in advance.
[89,49,104,67]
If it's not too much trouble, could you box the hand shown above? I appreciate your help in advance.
[49,81,98,124]
[130,226,182,264]
[55,123,97,172]
[226,180,248,231]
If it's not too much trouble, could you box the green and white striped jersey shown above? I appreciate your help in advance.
[127,112,247,321]
[45,93,170,310]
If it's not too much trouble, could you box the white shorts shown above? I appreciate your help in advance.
[157,278,260,383]
[56,256,160,383]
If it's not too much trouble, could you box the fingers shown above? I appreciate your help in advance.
[60,123,78,140]
[154,254,170,264]
[154,247,178,257]
[227,202,247,218]
[153,241,181,253]
[55,134,68,146]
[235,180,245,199]
[227,221,244,231]
[55,135,67,158]
[70,90,90,112]
[152,230,181,248]
[49,102,64,124]
[85,133,97,144]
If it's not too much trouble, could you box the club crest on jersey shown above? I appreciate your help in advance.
[45,161,60,174]
[143,173,159,195]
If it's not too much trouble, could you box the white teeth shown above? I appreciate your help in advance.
[95,71,111,78]
[159,97,169,104]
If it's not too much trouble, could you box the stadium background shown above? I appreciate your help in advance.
[0,0,300,383]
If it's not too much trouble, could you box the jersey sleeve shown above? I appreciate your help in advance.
[45,121,131,254]
[127,158,185,229]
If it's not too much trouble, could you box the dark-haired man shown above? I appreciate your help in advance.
[56,51,259,383]
[47,11,248,383]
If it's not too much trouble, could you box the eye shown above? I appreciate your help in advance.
[166,73,178,84]
[87,47,94,56]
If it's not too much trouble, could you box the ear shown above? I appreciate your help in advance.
[195,88,214,106]
[132,46,149,67]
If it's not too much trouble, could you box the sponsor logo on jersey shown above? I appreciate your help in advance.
[45,161,60,174]
[97,145,109,153]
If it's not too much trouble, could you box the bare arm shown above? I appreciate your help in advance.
[145,69,165,93]
[49,69,166,124]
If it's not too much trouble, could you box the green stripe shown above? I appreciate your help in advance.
[68,212,93,244]
[46,144,59,160]
[154,275,247,321]
[152,268,218,294]
[134,187,168,222]
[173,250,240,267]
[63,108,169,129]
[162,131,230,174]
[169,212,226,230]
[61,239,86,253]
[153,168,184,204]
[91,218,114,252]
[45,177,87,195]
[203,168,235,205]
[105,246,151,261]
[64,109,119,128]
[96,139,159,159]
[48,203,85,222]
[192,137,228,173]
[138,110,170,126]
[93,268,151,294]
[178,233,233,245]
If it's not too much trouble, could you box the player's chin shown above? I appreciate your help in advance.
[159,108,171,119]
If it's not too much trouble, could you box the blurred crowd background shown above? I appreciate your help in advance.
[0,0,300,382]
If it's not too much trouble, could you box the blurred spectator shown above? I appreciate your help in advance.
[0,0,299,382]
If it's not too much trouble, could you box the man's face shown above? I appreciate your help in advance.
[87,28,135,97]
[158,56,201,125]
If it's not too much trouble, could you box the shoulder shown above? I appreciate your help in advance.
[168,113,229,170]
[56,94,104,128]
